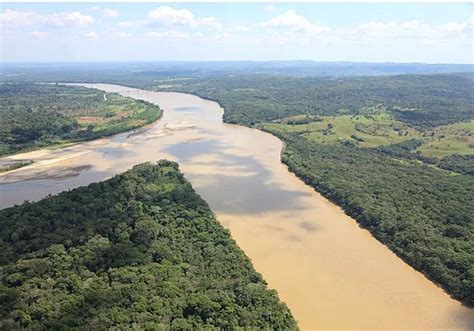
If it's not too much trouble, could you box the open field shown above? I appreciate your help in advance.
[262,112,473,158]
[417,120,474,157]
[262,109,419,148]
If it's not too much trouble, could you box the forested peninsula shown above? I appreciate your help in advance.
[0,161,297,329]
[0,83,162,156]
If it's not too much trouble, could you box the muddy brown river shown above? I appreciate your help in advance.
[0,84,473,330]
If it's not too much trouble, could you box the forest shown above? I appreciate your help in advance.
[158,73,474,306]
[2,62,473,85]
[0,83,161,156]
[0,161,297,330]
[157,73,474,129]
[1,66,473,312]
[270,131,474,306]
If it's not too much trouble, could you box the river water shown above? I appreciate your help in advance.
[0,84,472,330]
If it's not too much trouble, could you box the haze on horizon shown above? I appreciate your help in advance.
[1,2,473,64]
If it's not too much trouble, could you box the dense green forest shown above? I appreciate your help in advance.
[0,161,297,330]
[1,68,472,309]
[158,73,474,306]
[156,74,474,129]
[268,132,474,306]
[0,83,161,156]
[2,62,473,85]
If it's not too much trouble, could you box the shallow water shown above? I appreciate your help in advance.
[1,84,473,330]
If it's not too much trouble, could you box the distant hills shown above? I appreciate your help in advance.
[1,61,473,85]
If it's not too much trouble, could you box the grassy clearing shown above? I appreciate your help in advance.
[77,93,161,136]
[417,120,474,157]
[262,108,421,148]
[262,109,473,158]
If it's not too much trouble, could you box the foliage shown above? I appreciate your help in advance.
[373,140,474,175]
[265,131,474,306]
[2,62,473,86]
[416,120,474,157]
[264,110,418,146]
[437,154,474,175]
[0,162,297,330]
[165,73,474,307]
[0,83,161,156]
[157,74,474,129]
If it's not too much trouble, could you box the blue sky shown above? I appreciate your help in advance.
[1,3,473,63]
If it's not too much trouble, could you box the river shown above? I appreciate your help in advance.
[0,84,472,330]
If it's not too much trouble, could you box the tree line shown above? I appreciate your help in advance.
[0,162,297,329]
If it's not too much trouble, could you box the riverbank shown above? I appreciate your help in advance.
[1,84,472,330]
[0,83,162,158]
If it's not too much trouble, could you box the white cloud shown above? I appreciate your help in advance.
[443,18,473,34]
[0,9,41,27]
[193,31,204,38]
[148,6,195,27]
[230,26,250,33]
[147,6,220,29]
[348,17,472,43]
[103,9,119,18]
[198,16,221,30]
[0,9,94,29]
[262,10,330,34]
[31,30,47,38]
[118,6,221,31]
[2,7,472,63]
[444,22,465,33]
[83,31,98,39]
[118,32,132,38]
[45,12,94,28]
[401,20,420,30]
[264,5,276,13]
[145,30,189,40]
[118,21,139,28]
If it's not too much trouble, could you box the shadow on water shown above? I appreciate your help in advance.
[165,139,311,215]
[165,139,223,161]
[299,221,321,233]
[174,106,201,113]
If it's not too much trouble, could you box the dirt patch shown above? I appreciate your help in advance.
[77,116,104,124]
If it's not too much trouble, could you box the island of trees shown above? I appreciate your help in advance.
[0,83,162,156]
[0,161,297,329]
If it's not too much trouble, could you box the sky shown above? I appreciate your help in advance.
[1,2,473,63]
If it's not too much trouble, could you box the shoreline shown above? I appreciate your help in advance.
[0,83,162,160]
[154,86,474,308]
[1,83,472,329]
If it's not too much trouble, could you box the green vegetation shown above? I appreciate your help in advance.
[262,108,422,148]
[2,62,473,86]
[0,161,297,330]
[160,73,474,306]
[1,67,472,310]
[262,111,473,158]
[156,74,474,129]
[0,83,162,156]
[270,132,474,306]
[416,120,474,157]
